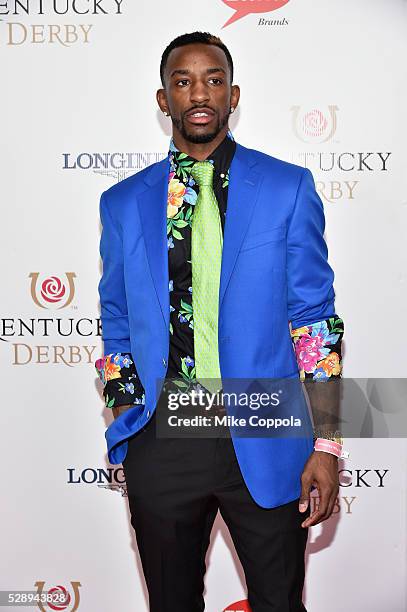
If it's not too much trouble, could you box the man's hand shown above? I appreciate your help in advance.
[112,403,133,420]
[299,451,339,528]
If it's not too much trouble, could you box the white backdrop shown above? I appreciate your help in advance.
[1,0,407,610]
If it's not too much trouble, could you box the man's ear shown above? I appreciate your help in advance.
[230,84,240,111]
[156,88,169,115]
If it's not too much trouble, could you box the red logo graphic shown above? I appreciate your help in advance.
[222,0,290,28]
[34,581,81,612]
[291,106,338,143]
[223,599,252,612]
[302,109,328,138]
[41,276,66,304]
[47,585,71,611]
[29,272,76,309]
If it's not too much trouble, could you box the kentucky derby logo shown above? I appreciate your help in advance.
[34,581,81,611]
[223,599,251,611]
[222,0,291,28]
[30,272,76,309]
[291,106,338,143]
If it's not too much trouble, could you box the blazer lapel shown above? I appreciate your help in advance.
[220,143,263,307]
[137,156,170,333]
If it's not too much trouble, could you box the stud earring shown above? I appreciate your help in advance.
[163,110,169,116]
[230,107,235,114]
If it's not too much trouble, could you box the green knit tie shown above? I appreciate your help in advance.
[190,161,223,394]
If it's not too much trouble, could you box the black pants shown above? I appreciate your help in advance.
[122,411,309,612]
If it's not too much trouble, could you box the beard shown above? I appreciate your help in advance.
[171,107,230,144]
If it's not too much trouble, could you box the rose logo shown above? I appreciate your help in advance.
[35,581,81,612]
[302,109,328,138]
[41,276,66,304]
[291,106,339,143]
[48,585,71,611]
[29,272,76,309]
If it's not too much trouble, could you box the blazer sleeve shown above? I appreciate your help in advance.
[95,191,145,409]
[287,168,344,383]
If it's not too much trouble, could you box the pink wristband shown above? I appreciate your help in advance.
[314,438,345,458]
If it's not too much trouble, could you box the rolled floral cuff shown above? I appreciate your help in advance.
[94,352,145,409]
[290,316,344,382]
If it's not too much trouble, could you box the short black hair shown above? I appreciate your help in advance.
[160,31,234,86]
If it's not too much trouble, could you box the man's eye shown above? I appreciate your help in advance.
[176,79,189,87]
[209,78,223,85]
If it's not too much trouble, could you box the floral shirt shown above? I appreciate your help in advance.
[95,134,344,412]
[291,317,344,382]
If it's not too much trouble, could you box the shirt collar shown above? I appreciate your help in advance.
[168,130,236,182]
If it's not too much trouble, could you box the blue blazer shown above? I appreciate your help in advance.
[97,142,337,508]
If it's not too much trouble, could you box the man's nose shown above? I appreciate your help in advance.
[190,80,210,104]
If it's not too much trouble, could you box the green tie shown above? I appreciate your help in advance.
[190,161,223,395]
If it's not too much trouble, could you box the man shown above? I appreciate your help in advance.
[95,32,345,612]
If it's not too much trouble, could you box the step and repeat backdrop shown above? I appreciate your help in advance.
[1,0,407,610]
